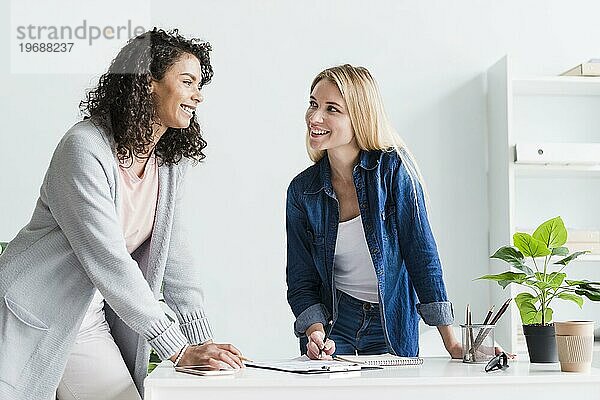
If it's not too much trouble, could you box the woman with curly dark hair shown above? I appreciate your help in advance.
[0,28,244,400]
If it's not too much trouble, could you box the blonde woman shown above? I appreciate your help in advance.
[286,64,466,359]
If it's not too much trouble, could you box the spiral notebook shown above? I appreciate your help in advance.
[333,354,423,367]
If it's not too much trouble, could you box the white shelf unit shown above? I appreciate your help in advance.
[487,56,600,353]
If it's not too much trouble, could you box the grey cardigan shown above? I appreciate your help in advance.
[0,119,213,400]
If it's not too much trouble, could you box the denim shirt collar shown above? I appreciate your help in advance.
[303,150,381,197]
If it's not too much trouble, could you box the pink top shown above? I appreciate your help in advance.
[79,153,159,336]
[118,153,159,254]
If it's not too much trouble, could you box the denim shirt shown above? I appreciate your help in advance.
[286,149,454,356]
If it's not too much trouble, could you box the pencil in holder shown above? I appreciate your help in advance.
[460,324,495,364]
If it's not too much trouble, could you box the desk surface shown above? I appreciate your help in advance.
[145,356,600,400]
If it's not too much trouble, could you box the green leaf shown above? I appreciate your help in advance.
[149,349,161,363]
[533,281,551,291]
[514,263,534,275]
[532,216,567,249]
[574,290,600,301]
[554,251,590,266]
[534,272,545,281]
[512,262,534,275]
[515,293,539,325]
[513,233,551,258]
[565,279,588,286]
[148,362,158,374]
[574,282,600,301]
[490,247,534,274]
[531,272,563,291]
[148,349,161,373]
[477,272,528,288]
[551,247,569,256]
[557,293,584,308]
[491,246,524,263]
[514,292,537,308]
[541,307,553,325]
[547,272,566,289]
[581,281,600,288]
[497,280,511,289]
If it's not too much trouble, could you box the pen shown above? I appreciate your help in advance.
[471,299,512,354]
[489,298,511,325]
[467,304,474,360]
[470,305,495,356]
[239,356,253,363]
[318,320,334,358]
[483,305,495,325]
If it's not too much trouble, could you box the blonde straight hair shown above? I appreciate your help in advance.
[306,64,429,210]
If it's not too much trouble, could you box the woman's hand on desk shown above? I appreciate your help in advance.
[446,341,463,359]
[437,325,516,359]
[305,323,336,360]
[447,343,516,360]
[492,344,516,359]
[172,341,245,369]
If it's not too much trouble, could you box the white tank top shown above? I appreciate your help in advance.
[333,214,379,303]
[78,154,159,336]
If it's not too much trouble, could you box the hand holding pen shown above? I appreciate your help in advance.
[306,320,335,360]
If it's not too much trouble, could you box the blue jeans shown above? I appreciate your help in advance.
[300,291,389,355]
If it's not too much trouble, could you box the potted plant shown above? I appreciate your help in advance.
[478,216,600,363]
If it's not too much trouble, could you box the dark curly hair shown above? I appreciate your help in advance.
[80,28,213,165]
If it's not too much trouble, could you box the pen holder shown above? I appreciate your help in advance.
[460,324,495,364]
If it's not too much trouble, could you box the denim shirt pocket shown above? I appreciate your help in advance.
[306,229,326,276]
[306,229,325,246]
[381,202,398,240]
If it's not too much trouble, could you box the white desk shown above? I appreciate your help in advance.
[144,356,600,400]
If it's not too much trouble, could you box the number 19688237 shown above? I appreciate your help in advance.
[19,42,74,52]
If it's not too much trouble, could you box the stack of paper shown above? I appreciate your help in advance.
[245,358,362,374]
[561,60,600,77]
[514,143,600,165]
[566,229,600,255]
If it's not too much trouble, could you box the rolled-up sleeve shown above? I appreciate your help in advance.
[293,303,330,337]
[416,301,454,326]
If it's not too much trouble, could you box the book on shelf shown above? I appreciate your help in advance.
[561,59,600,77]
[567,229,600,243]
[566,229,600,255]
[565,242,600,255]
[514,143,600,165]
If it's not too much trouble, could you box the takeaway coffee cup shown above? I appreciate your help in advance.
[554,321,594,372]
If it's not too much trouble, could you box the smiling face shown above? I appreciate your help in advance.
[150,53,203,134]
[306,79,356,153]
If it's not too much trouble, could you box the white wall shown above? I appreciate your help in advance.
[2,0,600,358]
